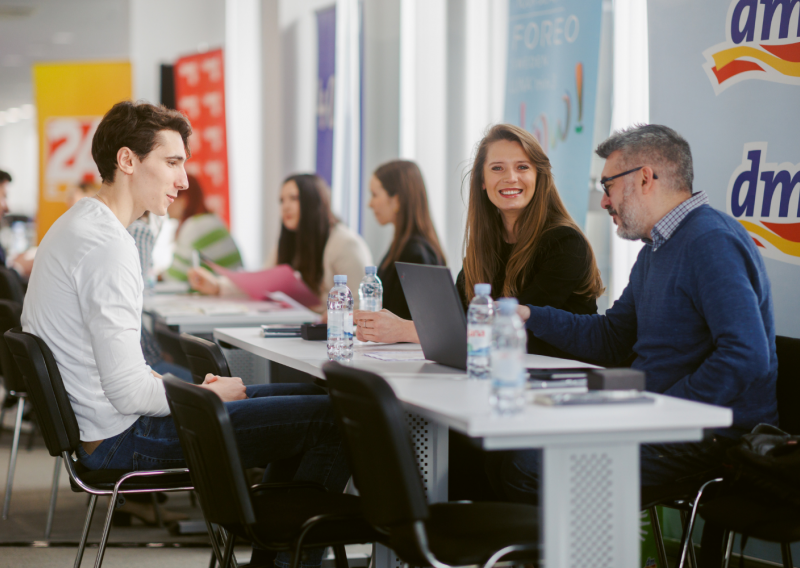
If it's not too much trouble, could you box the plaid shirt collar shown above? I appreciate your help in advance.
[645,191,709,251]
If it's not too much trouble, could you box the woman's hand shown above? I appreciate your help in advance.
[354,309,419,344]
[187,266,221,295]
[516,304,531,323]
[199,374,247,402]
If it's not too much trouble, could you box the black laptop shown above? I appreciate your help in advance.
[396,262,468,370]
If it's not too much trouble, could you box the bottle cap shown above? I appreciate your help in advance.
[496,297,519,315]
[474,283,491,296]
[365,266,377,275]
[334,275,347,284]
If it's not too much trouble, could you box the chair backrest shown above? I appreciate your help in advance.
[0,300,24,393]
[0,267,25,304]
[3,329,81,457]
[178,333,232,385]
[776,335,800,435]
[322,362,429,528]
[162,375,256,526]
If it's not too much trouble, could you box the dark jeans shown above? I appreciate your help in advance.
[484,434,736,506]
[76,383,349,568]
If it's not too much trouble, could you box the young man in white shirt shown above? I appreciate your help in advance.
[22,101,347,568]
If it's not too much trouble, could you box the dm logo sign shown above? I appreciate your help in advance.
[727,142,800,266]
[703,0,800,94]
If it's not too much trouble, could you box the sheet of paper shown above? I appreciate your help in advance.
[364,350,428,362]
[205,261,320,307]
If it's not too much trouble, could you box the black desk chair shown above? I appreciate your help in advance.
[696,335,800,568]
[162,374,386,568]
[4,329,193,568]
[0,266,25,304]
[0,300,60,537]
[322,362,540,568]
[178,333,231,385]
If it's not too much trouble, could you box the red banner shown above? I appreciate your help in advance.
[174,49,230,225]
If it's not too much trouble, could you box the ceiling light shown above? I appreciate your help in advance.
[20,105,34,119]
[6,108,20,123]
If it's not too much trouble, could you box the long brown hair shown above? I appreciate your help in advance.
[277,174,336,293]
[374,160,445,271]
[176,174,211,228]
[463,124,604,303]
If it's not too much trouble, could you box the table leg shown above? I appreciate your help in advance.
[541,443,640,568]
[373,413,448,568]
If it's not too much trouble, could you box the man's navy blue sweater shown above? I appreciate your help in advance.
[526,205,778,433]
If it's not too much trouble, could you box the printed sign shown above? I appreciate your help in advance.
[504,0,603,229]
[33,61,131,242]
[174,49,231,225]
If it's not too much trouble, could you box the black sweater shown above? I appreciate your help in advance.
[456,225,598,358]
[378,235,445,320]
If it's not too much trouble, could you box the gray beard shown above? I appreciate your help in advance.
[612,183,649,241]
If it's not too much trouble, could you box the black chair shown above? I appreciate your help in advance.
[4,329,193,568]
[178,332,231,385]
[0,266,25,304]
[162,374,386,568]
[696,335,800,568]
[0,300,61,538]
[322,362,540,568]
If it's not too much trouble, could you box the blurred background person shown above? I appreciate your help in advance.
[164,173,242,282]
[365,160,446,319]
[188,173,372,310]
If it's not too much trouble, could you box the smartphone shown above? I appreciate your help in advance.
[261,324,302,337]
[534,390,654,406]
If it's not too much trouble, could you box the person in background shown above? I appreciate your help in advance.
[164,173,242,282]
[66,180,100,209]
[355,124,603,359]
[0,169,12,267]
[188,173,372,310]
[359,160,446,321]
[127,213,193,383]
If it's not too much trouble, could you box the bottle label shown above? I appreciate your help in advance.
[328,311,343,338]
[467,324,491,357]
[491,349,524,386]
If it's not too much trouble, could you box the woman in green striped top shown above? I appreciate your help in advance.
[164,174,242,281]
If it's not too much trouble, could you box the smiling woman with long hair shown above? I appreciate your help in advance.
[355,124,603,354]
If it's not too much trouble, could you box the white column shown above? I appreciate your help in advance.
[609,0,649,303]
[331,0,362,230]
[225,0,263,269]
[262,0,282,264]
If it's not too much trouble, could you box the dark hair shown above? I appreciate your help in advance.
[464,123,604,302]
[0,170,11,184]
[91,100,192,184]
[277,174,336,294]
[595,124,693,193]
[175,174,211,227]
[373,160,445,271]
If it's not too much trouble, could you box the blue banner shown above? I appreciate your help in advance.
[504,0,603,229]
[316,6,336,187]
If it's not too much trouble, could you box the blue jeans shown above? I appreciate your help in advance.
[151,361,193,383]
[484,434,736,506]
[76,383,348,568]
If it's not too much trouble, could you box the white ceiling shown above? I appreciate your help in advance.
[0,0,129,111]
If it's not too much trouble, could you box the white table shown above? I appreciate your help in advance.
[215,327,733,568]
[143,293,319,334]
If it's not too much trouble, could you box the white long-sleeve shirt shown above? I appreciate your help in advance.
[22,198,170,442]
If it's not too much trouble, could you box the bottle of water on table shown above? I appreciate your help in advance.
[467,283,493,379]
[327,275,354,362]
[358,266,383,312]
[491,297,526,414]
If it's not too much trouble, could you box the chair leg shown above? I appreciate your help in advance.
[151,493,164,528]
[333,545,350,568]
[2,397,25,519]
[679,510,699,568]
[723,531,735,568]
[648,507,669,568]
[93,494,120,568]
[221,532,236,568]
[74,494,98,568]
[203,518,225,568]
[780,542,793,568]
[44,457,61,540]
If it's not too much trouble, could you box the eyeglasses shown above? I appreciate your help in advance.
[599,166,658,196]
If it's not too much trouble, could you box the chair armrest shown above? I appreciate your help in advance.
[250,480,328,494]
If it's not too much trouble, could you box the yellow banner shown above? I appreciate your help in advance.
[33,61,131,242]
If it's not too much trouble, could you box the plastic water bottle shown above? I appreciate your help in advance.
[491,298,527,414]
[467,283,493,379]
[358,266,383,312]
[327,275,354,362]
